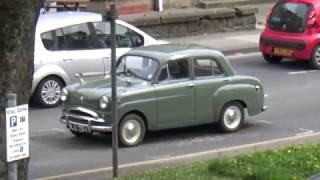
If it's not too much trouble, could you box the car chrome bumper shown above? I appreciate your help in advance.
[60,106,112,133]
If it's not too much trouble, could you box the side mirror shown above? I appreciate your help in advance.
[75,72,85,84]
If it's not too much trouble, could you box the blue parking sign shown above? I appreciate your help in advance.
[10,116,17,127]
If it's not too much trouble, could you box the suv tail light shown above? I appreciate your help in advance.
[307,8,316,28]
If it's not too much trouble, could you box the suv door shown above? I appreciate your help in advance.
[56,23,107,83]
[155,59,196,128]
[193,58,227,123]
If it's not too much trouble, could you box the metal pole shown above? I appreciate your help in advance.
[6,94,17,180]
[110,2,119,178]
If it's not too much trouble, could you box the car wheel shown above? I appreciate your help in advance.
[119,114,146,147]
[219,102,244,132]
[34,77,64,107]
[263,54,283,64]
[310,45,320,70]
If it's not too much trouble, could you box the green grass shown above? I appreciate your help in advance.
[121,143,320,180]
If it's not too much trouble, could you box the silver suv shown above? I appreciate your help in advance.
[32,10,166,107]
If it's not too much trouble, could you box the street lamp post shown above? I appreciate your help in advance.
[106,0,118,178]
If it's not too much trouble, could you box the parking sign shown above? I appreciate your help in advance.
[6,104,29,162]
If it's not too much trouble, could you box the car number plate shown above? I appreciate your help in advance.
[69,124,90,133]
[274,47,292,56]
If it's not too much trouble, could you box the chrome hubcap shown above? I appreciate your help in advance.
[41,80,61,105]
[122,119,141,144]
[315,48,320,65]
[223,106,241,129]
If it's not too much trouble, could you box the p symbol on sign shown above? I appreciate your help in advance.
[10,116,18,127]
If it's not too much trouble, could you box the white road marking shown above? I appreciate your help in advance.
[31,128,66,134]
[288,70,318,75]
[226,34,260,43]
[227,52,261,60]
[296,128,314,136]
[254,120,273,125]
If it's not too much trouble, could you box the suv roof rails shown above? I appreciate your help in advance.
[42,0,88,13]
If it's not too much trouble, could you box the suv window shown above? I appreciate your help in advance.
[269,2,312,33]
[93,22,144,48]
[60,23,94,50]
[41,31,55,50]
[194,58,223,78]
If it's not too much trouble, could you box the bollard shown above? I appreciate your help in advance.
[6,94,17,180]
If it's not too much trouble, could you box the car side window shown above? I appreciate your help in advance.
[158,65,169,81]
[41,31,55,50]
[194,58,223,78]
[60,23,94,50]
[93,21,144,48]
[159,59,189,81]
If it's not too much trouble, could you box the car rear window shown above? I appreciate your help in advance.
[268,2,312,33]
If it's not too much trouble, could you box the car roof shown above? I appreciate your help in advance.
[126,44,225,63]
[36,11,102,33]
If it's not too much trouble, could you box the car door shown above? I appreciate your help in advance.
[154,59,196,128]
[56,23,107,83]
[193,58,227,123]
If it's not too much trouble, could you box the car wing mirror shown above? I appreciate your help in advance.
[75,72,85,84]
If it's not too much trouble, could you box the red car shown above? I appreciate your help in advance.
[260,0,320,69]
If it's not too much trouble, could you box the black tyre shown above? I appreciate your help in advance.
[263,54,283,64]
[310,45,320,70]
[33,76,64,107]
[119,114,146,147]
[219,102,244,132]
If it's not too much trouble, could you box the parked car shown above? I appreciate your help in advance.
[260,0,320,69]
[32,10,166,107]
[59,44,267,147]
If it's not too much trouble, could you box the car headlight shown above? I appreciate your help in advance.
[60,88,68,101]
[99,96,109,109]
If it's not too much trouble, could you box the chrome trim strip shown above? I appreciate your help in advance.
[67,107,98,118]
[65,114,105,123]
[60,118,112,132]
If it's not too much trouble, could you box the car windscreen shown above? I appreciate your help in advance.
[116,55,159,81]
[268,2,312,33]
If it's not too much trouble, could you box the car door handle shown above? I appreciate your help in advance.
[186,83,195,88]
[63,59,73,62]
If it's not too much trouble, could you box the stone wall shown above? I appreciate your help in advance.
[120,5,257,38]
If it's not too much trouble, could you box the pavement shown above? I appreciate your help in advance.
[35,2,320,180]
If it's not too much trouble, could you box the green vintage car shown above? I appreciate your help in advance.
[60,44,267,146]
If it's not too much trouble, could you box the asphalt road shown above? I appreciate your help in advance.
[28,53,320,179]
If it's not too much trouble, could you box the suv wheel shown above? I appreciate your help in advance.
[219,102,244,132]
[310,45,320,70]
[119,114,146,147]
[34,77,64,107]
[263,54,283,64]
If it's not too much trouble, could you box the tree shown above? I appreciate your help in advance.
[0,0,40,179]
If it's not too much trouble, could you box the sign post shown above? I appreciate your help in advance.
[106,0,119,178]
[5,94,29,180]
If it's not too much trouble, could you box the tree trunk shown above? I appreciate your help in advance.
[0,0,40,179]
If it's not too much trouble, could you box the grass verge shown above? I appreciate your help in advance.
[121,143,320,180]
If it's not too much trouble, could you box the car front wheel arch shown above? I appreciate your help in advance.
[32,75,66,107]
